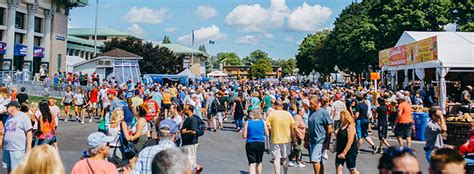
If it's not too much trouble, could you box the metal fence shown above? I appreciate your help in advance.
[0,71,91,98]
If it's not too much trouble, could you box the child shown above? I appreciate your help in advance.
[288,107,307,168]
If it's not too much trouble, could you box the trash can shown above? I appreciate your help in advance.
[413,112,429,141]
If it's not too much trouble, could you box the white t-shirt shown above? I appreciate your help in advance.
[331,100,346,121]
[49,106,60,126]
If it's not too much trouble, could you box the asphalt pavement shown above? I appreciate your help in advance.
[1,118,430,174]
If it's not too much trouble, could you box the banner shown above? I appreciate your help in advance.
[379,36,437,67]
[14,44,27,56]
[33,46,44,58]
[0,42,6,55]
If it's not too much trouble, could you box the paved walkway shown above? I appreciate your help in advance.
[2,119,430,173]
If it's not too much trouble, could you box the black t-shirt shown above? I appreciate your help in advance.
[17,93,28,104]
[376,105,388,126]
[234,99,246,116]
[215,97,226,112]
[181,116,199,146]
[355,102,369,120]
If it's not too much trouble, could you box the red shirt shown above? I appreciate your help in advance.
[90,89,99,103]
[145,99,159,121]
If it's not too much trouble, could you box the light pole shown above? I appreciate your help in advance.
[93,0,99,57]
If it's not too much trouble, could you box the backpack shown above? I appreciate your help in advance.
[215,97,225,111]
[195,115,205,137]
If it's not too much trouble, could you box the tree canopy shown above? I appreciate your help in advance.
[249,58,272,79]
[162,36,171,44]
[102,36,183,74]
[217,52,242,66]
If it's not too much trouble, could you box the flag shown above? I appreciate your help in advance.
[209,40,215,44]
[192,30,195,47]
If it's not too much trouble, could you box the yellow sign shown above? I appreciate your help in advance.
[370,72,380,80]
[379,36,438,67]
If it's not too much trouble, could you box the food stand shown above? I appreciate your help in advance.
[379,31,474,143]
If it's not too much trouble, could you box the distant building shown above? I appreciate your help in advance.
[0,0,87,74]
[66,28,131,60]
[160,43,208,76]
[73,48,142,84]
[223,65,281,79]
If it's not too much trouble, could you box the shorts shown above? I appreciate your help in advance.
[75,104,84,108]
[378,124,388,140]
[356,118,369,138]
[2,150,25,172]
[246,142,264,164]
[214,112,224,123]
[183,143,199,165]
[271,143,290,159]
[63,102,72,106]
[395,123,412,139]
[309,143,324,163]
[91,102,98,109]
[163,104,171,110]
[335,151,357,170]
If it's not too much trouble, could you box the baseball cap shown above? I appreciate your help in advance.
[5,101,20,108]
[302,99,310,106]
[158,119,179,134]
[335,93,342,100]
[106,89,118,96]
[87,132,114,149]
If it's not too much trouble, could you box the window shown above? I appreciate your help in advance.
[0,30,3,41]
[14,33,23,44]
[34,17,42,33]
[57,54,61,70]
[97,36,107,40]
[15,12,25,29]
[0,8,5,25]
[34,36,41,46]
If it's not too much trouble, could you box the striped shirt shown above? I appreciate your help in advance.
[131,139,176,174]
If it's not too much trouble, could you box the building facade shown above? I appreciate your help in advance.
[0,0,87,75]
[223,65,282,79]
[66,28,130,60]
[160,43,208,76]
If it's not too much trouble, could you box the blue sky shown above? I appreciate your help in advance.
[69,0,353,59]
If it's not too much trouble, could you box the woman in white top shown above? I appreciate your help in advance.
[73,87,85,123]
[62,86,74,122]
[170,105,183,146]
[108,109,124,159]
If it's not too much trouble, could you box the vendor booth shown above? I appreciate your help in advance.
[144,69,200,86]
[73,48,143,84]
[379,31,474,144]
[207,70,228,78]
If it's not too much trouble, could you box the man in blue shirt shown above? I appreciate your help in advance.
[306,95,333,174]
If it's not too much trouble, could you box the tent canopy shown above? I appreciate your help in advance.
[384,31,474,71]
[207,70,227,77]
[66,56,86,72]
[178,68,198,79]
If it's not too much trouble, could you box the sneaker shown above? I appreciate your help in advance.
[376,147,383,154]
[81,120,85,124]
[322,150,329,159]
[297,163,306,168]
[64,118,68,122]
[89,118,93,123]
[372,145,377,155]
[288,161,297,167]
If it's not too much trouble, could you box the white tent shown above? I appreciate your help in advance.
[381,31,474,113]
[207,70,227,77]
[178,68,198,79]
[66,56,86,73]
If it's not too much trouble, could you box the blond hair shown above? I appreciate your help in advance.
[340,110,355,126]
[250,109,263,120]
[29,102,39,111]
[110,109,124,124]
[12,145,65,174]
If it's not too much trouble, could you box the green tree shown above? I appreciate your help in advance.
[249,58,272,79]
[246,50,271,65]
[217,52,242,66]
[295,29,333,75]
[451,0,474,31]
[162,36,171,44]
[102,36,183,74]
[280,58,297,77]
[198,44,207,53]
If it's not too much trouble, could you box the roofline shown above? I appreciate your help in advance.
[72,55,143,67]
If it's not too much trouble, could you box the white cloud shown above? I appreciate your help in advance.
[128,24,144,37]
[287,2,332,32]
[264,33,274,39]
[164,27,177,33]
[284,36,293,42]
[235,35,260,44]
[177,25,227,45]
[123,7,167,24]
[195,5,218,19]
[225,0,289,32]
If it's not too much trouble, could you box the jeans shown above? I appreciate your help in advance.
[235,117,244,130]
[425,149,432,163]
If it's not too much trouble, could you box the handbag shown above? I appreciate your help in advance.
[119,123,138,159]
[97,116,107,133]
[107,134,129,167]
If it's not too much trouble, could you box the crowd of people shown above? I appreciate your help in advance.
[0,78,472,174]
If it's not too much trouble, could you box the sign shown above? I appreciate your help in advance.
[14,44,27,56]
[55,35,65,41]
[379,36,438,67]
[33,46,44,58]
[0,42,6,55]
[370,72,380,80]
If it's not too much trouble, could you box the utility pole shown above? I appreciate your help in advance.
[93,0,98,57]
